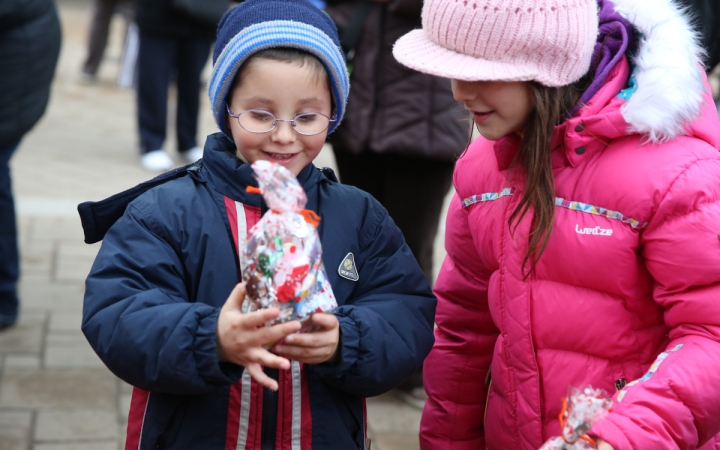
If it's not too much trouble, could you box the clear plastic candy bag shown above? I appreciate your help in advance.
[539,386,613,450]
[242,161,337,326]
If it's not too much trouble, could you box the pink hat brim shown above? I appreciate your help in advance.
[393,29,539,83]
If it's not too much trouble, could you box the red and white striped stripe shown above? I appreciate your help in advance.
[223,198,311,450]
[125,387,150,450]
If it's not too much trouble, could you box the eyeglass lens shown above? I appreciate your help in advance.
[237,110,330,136]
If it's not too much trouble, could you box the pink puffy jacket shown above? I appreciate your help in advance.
[421,42,720,450]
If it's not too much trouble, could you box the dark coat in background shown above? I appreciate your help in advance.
[678,0,720,70]
[134,0,217,40]
[325,0,467,161]
[0,0,61,147]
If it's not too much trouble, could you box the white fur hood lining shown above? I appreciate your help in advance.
[612,0,706,142]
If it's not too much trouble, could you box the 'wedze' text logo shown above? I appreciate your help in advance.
[575,224,613,236]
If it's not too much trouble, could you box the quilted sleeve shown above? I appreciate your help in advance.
[82,202,242,394]
[420,193,499,450]
[590,157,720,449]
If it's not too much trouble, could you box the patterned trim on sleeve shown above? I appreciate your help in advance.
[616,344,684,402]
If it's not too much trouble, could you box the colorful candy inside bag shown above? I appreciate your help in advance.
[242,161,337,326]
[539,386,613,450]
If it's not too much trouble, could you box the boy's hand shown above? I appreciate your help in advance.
[217,284,302,390]
[272,313,340,364]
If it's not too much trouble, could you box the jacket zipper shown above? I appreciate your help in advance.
[261,368,279,450]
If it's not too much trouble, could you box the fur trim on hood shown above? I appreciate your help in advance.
[613,0,706,142]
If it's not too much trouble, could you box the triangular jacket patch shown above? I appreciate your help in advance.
[338,252,359,281]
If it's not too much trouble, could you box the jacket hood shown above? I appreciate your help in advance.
[613,0,711,143]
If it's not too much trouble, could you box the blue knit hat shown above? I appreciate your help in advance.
[208,0,349,137]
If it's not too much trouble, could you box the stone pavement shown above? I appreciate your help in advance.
[0,1,451,449]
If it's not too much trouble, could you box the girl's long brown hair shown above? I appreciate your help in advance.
[507,74,594,278]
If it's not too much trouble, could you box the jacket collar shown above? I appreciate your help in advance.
[199,132,322,207]
[557,56,633,168]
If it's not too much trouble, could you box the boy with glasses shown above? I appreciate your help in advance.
[79,1,435,448]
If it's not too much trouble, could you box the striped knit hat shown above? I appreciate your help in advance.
[208,0,349,137]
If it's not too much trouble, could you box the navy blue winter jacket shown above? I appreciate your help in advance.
[80,133,436,450]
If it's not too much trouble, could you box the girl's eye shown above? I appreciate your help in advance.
[295,114,318,123]
[251,111,274,121]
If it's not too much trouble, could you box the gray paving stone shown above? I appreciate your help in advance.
[44,332,86,347]
[15,274,52,288]
[118,424,127,450]
[35,409,118,442]
[117,394,131,423]
[0,410,32,428]
[54,244,98,282]
[33,443,117,450]
[26,217,85,244]
[48,313,81,333]
[20,248,53,277]
[118,380,133,396]
[17,217,31,249]
[16,199,81,218]
[0,429,29,450]
[4,356,41,369]
[370,433,420,450]
[0,411,32,450]
[366,393,422,434]
[0,368,116,409]
[18,283,84,312]
[0,313,46,354]
[43,331,95,372]
[19,237,54,256]
[44,336,104,369]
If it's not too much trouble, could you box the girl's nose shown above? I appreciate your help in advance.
[451,79,479,103]
[271,120,296,144]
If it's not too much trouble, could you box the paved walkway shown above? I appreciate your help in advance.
[0,1,447,448]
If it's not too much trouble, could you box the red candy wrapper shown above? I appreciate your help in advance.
[242,161,337,326]
[539,386,613,450]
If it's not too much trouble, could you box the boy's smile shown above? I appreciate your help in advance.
[226,58,333,176]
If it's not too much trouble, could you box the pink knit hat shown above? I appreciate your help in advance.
[393,0,599,87]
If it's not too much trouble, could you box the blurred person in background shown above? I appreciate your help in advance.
[134,0,229,171]
[80,0,135,83]
[324,0,467,408]
[678,0,720,107]
[0,0,61,330]
[678,0,720,72]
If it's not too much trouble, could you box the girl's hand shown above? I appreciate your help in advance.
[217,284,302,390]
[272,313,340,364]
[596,438,614,450]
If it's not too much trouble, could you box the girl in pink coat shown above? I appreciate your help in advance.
[393,0,720,448]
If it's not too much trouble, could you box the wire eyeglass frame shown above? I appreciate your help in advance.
[226,103,336,136]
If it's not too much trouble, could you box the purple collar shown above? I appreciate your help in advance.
[569,0,634,117]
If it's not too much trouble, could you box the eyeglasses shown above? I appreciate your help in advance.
[226,104,336,136]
